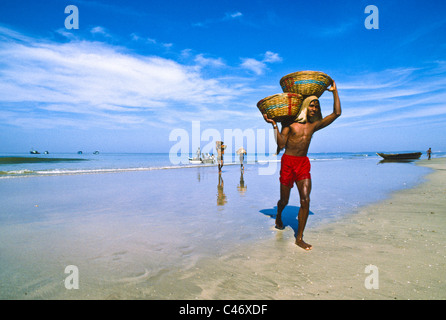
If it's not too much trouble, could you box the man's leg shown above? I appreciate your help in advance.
[295,178,312,250]
[276,183,291,230]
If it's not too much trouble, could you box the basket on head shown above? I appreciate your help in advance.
[280,71,333,98]
[257,92,303,122]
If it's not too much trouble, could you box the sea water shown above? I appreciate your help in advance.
[0,151,437,227]
[0,151,440,298]
[0,151,441,178]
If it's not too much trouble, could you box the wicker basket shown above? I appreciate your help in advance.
[280,71,332,98]
[257,93,303,122]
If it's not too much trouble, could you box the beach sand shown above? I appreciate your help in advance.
[0,158,444,300]
[186,158,446,300]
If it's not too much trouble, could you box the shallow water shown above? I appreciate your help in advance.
[0,153,434,299]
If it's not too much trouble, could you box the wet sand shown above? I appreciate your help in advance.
[0,158,444,300]
[185,158,445,299]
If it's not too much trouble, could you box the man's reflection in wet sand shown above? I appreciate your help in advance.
[237,169,247,195]
[217,172,227,206]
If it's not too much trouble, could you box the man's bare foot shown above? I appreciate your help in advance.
[295,238,312,250]
[275,224,285,230]
[275,217,284,230]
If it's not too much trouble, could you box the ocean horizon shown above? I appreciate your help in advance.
[1,150,442,179]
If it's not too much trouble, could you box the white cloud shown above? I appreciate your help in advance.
[226,12,243,19]
[240,51,282,75]
[194,54,226,68]
[130,32,172,50]
[240,58,266,75]
[193,11,243,27]
[3,26,444,141]
[90,26,111,37]
[0,27,258,129]
[263,51,282,63]
[331,66,446,129]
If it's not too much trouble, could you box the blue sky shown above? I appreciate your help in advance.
[0,0,445,153]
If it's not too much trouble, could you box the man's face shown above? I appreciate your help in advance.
[308,100,320,118]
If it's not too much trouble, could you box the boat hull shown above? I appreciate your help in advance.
[376,152,422,160]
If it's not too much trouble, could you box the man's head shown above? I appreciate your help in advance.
[295,96,322,123]
[307,99,321,122]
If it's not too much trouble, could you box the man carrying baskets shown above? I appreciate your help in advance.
[263,81,341,250]
[216,141,226,173]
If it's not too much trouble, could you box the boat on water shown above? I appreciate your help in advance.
[189,147,202,164]
[201,153,216,164]
[30,150,40,154]
[189,157,202,164]
[189,148,216,164]
[376,152,422,160]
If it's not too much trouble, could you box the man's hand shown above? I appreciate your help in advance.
[327,80,337,92]
[263,113,277,127]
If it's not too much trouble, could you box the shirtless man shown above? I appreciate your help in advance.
[263,81,341,250]
[216,141,226,172]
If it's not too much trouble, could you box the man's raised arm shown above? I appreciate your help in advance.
[315,80,341,131]
[263,114,289,149]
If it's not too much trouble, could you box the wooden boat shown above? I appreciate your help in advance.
[376,152,422,160]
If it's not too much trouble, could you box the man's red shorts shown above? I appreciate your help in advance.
[279,154,311,188]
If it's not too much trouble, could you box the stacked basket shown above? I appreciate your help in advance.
[257,93,303,123]
[257,71,333,122]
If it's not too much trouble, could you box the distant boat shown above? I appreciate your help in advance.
[30,150,40,154]
[201,153,216,164]
[93,151,99,155]
[189,148,202,164]
[44,151,49,154]
[376,152,422,160]
[77,151,83,154]
[189,148,216,164]
[189,158,202,164]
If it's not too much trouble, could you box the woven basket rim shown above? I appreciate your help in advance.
[280,71,332,83]
[257,93,303,121]
[257,92,302,108]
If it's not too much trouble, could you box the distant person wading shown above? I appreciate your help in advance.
[216,141,226,173]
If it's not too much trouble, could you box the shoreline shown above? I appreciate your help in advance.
[0,158,444,299]
[178,158,445,300]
